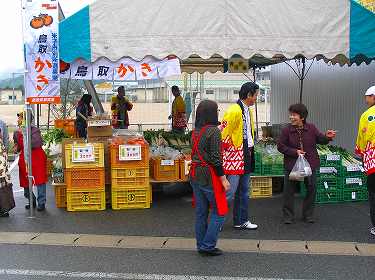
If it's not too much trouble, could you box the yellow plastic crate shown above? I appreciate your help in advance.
[65,168,105,191]
[67,189,106,212]
[250,177,273,198]
[111,167,149,188]
[53,182,66,208]
[111,185,151,210]
[65,143,105,169]
[150,158,180,181]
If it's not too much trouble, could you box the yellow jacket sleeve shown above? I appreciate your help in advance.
[356,107,375,154]
[221,104,243,148]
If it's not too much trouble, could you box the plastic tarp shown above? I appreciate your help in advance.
[60,0,375,66]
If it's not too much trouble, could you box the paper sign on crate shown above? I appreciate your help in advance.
[320,167,338,174]
[119,145,142,161]
[88,119,111,127]
[326,154,340,161]
[346,178,363,186]
[161,160,175,166]
[72,146,95,162]
[346,165,362,172]
[352,192,356,200]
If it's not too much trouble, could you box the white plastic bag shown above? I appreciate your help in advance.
[289,154,312,181]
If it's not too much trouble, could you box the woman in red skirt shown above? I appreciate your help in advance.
[13,112,47,211]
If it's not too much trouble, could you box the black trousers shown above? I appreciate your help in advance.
[283,170,317,221]
[367,173,375,227]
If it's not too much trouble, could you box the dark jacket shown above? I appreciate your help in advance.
[237,100,255,174]
[190,126,224,186]
[277,123,330,171]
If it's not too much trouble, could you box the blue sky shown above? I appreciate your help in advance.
[0,0,95,76]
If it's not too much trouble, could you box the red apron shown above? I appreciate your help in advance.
[190,126,228,216]
[17,131,47,188]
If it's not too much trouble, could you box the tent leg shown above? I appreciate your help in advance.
[25,105,34,218]
[299,57,306,103]
[253,67,259,139]
[84,80,104,114]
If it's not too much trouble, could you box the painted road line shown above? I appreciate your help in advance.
[0,268,313,280]
[0,231,375,256]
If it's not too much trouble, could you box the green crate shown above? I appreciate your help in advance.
[319,154,342,168]
[316,188,343,204]
[317,176,341,190]
[342,187,368,202]
[341,165,365,179]
[262,164,284,176]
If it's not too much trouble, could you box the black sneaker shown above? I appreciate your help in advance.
[198,248,223,256]
[25,203,36,210]
[283,219,294,225]
[303,217,315,224]
[0,212,9,218]
[37,205,46,212]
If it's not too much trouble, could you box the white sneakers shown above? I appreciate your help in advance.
[370,227,375,236]
[234,221,258,230]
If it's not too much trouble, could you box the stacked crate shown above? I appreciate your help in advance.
[64,143,106,211]
[249,176,273,198]
[341,164,368,202]
[110,140,151,210]
[301,153,368,203]
[314,154,343,203]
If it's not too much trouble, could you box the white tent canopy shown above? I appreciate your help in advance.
[60,0,372,64]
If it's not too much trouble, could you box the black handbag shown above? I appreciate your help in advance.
[0,184,15,212]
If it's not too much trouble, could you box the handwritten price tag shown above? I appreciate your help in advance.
[72,146,95,163]
[326,154,340,161]
[119,145,142,161]
[161,160,175,166]
[320,167,337,174]
[346,165,362,172]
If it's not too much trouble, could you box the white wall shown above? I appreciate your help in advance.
[271,60,375,151]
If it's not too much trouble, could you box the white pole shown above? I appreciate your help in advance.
[265,89,268,123]
[20,0,34,218]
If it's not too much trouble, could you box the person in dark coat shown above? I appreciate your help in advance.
[76,94,93,138]
[277,104,336,224]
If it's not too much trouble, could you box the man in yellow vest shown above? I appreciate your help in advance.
[111,86,133,129]
[355,85,375,236]
[169,86,187,133]
[220,82,259,230]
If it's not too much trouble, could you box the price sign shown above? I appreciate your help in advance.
[88,119,111,127]
[119,145,142,161]
[161,160,175,166]
[326,154,340,161]
[346,165,362,172]
[352,192,356,200]
[320,167,337,174]
[346,178,363,186]
[72,145,95,162]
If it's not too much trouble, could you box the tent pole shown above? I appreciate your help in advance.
[47,104,51,130]
[299,57,306,103]
[253,67,259,139]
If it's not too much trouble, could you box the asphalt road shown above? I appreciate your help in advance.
[0,244,374,280]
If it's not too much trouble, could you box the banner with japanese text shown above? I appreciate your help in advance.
[60,57,181,81]
[24,0,60,104]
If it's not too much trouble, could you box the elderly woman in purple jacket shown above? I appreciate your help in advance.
[277,104,336,224]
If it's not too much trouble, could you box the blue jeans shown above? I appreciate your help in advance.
[191,182,226,251]
[226,174,251,226]
[24,184,46,206]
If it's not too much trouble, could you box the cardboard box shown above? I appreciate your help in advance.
[87,126,113,138]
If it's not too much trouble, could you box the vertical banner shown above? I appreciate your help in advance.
[24,0,60,104]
